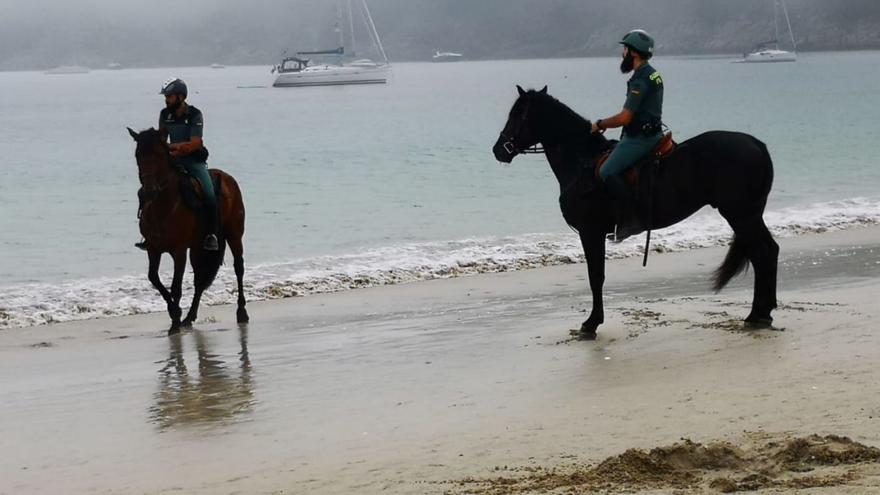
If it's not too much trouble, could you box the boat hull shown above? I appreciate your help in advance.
[273,65,389,88]
[735,50,797,63]
[432,55,464,63]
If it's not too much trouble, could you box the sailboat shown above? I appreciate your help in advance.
[736,0,797,63]
[272,0,390,88]
[432,50,464,63]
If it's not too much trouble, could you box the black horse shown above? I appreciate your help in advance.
[492,86,778,339]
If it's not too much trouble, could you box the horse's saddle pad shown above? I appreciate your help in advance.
[595,132,677,185]
[178,172,220,211]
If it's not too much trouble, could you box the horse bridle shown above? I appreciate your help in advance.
[499,131,545,155]
[499,97,545,156]
[137,147,175,200]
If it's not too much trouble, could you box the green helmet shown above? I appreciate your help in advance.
[619,29,655,57]
[160,77,188,97]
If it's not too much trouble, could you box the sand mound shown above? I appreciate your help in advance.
[447,433,880,494]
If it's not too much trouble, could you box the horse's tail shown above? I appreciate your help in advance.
[196,171,228,291]
[204,239,227,287]
[755,137,774,203]
[713,234,749,292]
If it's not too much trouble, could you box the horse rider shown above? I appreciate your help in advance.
[590,29,664,241]
[136,78,219,251]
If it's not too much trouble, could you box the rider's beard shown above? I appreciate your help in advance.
[620,53,635,73]
[166,96,183,111]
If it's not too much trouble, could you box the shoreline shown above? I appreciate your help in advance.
[5,48,880,73]
[2,226,880,494]
[3,199,879,331]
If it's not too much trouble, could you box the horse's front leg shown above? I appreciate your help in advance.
[167,249,188,335]
[578,230,606,340]
[147,250,182,334]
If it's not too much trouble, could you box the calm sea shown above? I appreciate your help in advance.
[1,53,878,328]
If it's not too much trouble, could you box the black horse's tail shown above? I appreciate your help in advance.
[755,137,774,209]
[713,235,749,292]
[713,136,774,292]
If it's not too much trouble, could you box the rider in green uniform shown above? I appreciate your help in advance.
[136,78,219,251]
[591,29,664,241]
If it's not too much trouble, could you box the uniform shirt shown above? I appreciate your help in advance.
[622,62,663,136]
[158,105,205,165]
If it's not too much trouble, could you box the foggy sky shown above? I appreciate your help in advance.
[2,0,880,70]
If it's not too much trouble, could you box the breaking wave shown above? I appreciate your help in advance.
[1,197,878,329]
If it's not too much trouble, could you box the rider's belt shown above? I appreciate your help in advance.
[624,120,663,137]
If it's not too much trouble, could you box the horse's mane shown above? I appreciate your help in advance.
[136,127,163,144]
[133,127,170,158]
[529,90,593,139]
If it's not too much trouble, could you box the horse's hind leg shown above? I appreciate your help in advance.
[745,220,778,326]
[228,234,249,324]
[725,213,778,327]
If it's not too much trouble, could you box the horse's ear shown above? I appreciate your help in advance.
[539,85,548,94]
[516,85,526,96]
[127,127,138,140]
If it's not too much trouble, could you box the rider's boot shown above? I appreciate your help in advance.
[604,174,643,243]
[203,204,220,251]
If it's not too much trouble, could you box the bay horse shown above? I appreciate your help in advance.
[128,127,249,334]
[492,86,778,339]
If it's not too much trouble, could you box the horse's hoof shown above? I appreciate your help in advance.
[237,308,250,324]
[580,319,601,333]
[168,326,181,336]
[578,330,598,341]
[181,318,194,328]
[743,317,773,329]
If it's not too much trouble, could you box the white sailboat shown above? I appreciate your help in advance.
[736,0,797,63]
[273,0,390,88]
[432,50,464,63]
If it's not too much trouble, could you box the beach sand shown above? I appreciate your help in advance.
[2,226,880,494]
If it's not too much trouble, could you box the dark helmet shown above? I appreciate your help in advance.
[619,29,655,58]
[160,77,188,97]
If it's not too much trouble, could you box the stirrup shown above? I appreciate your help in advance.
[607,225,626,243]
[203,235,219,251]
[607,223,638,244]
[135,239,148,251]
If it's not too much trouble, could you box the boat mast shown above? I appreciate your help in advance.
[780,0,797,52]
[773,0,781,50]
[347,0,357,56]
[361,0,389,64]
[335,1,344,51]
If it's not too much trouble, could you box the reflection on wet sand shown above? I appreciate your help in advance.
[150,326,255,430]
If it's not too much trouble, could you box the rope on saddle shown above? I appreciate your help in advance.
[642,160,656,267]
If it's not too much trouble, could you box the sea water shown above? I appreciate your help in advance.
[1,52,878,328]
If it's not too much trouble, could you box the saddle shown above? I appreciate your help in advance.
[595,132,676,186]
[178,171,221,212]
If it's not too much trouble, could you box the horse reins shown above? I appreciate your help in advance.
[500,132,545,155]
[138,148,177,201]
[500,96,545,156]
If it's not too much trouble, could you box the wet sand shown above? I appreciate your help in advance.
[2,226,880,494]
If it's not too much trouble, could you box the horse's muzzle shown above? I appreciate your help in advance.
[492,138,515,163]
